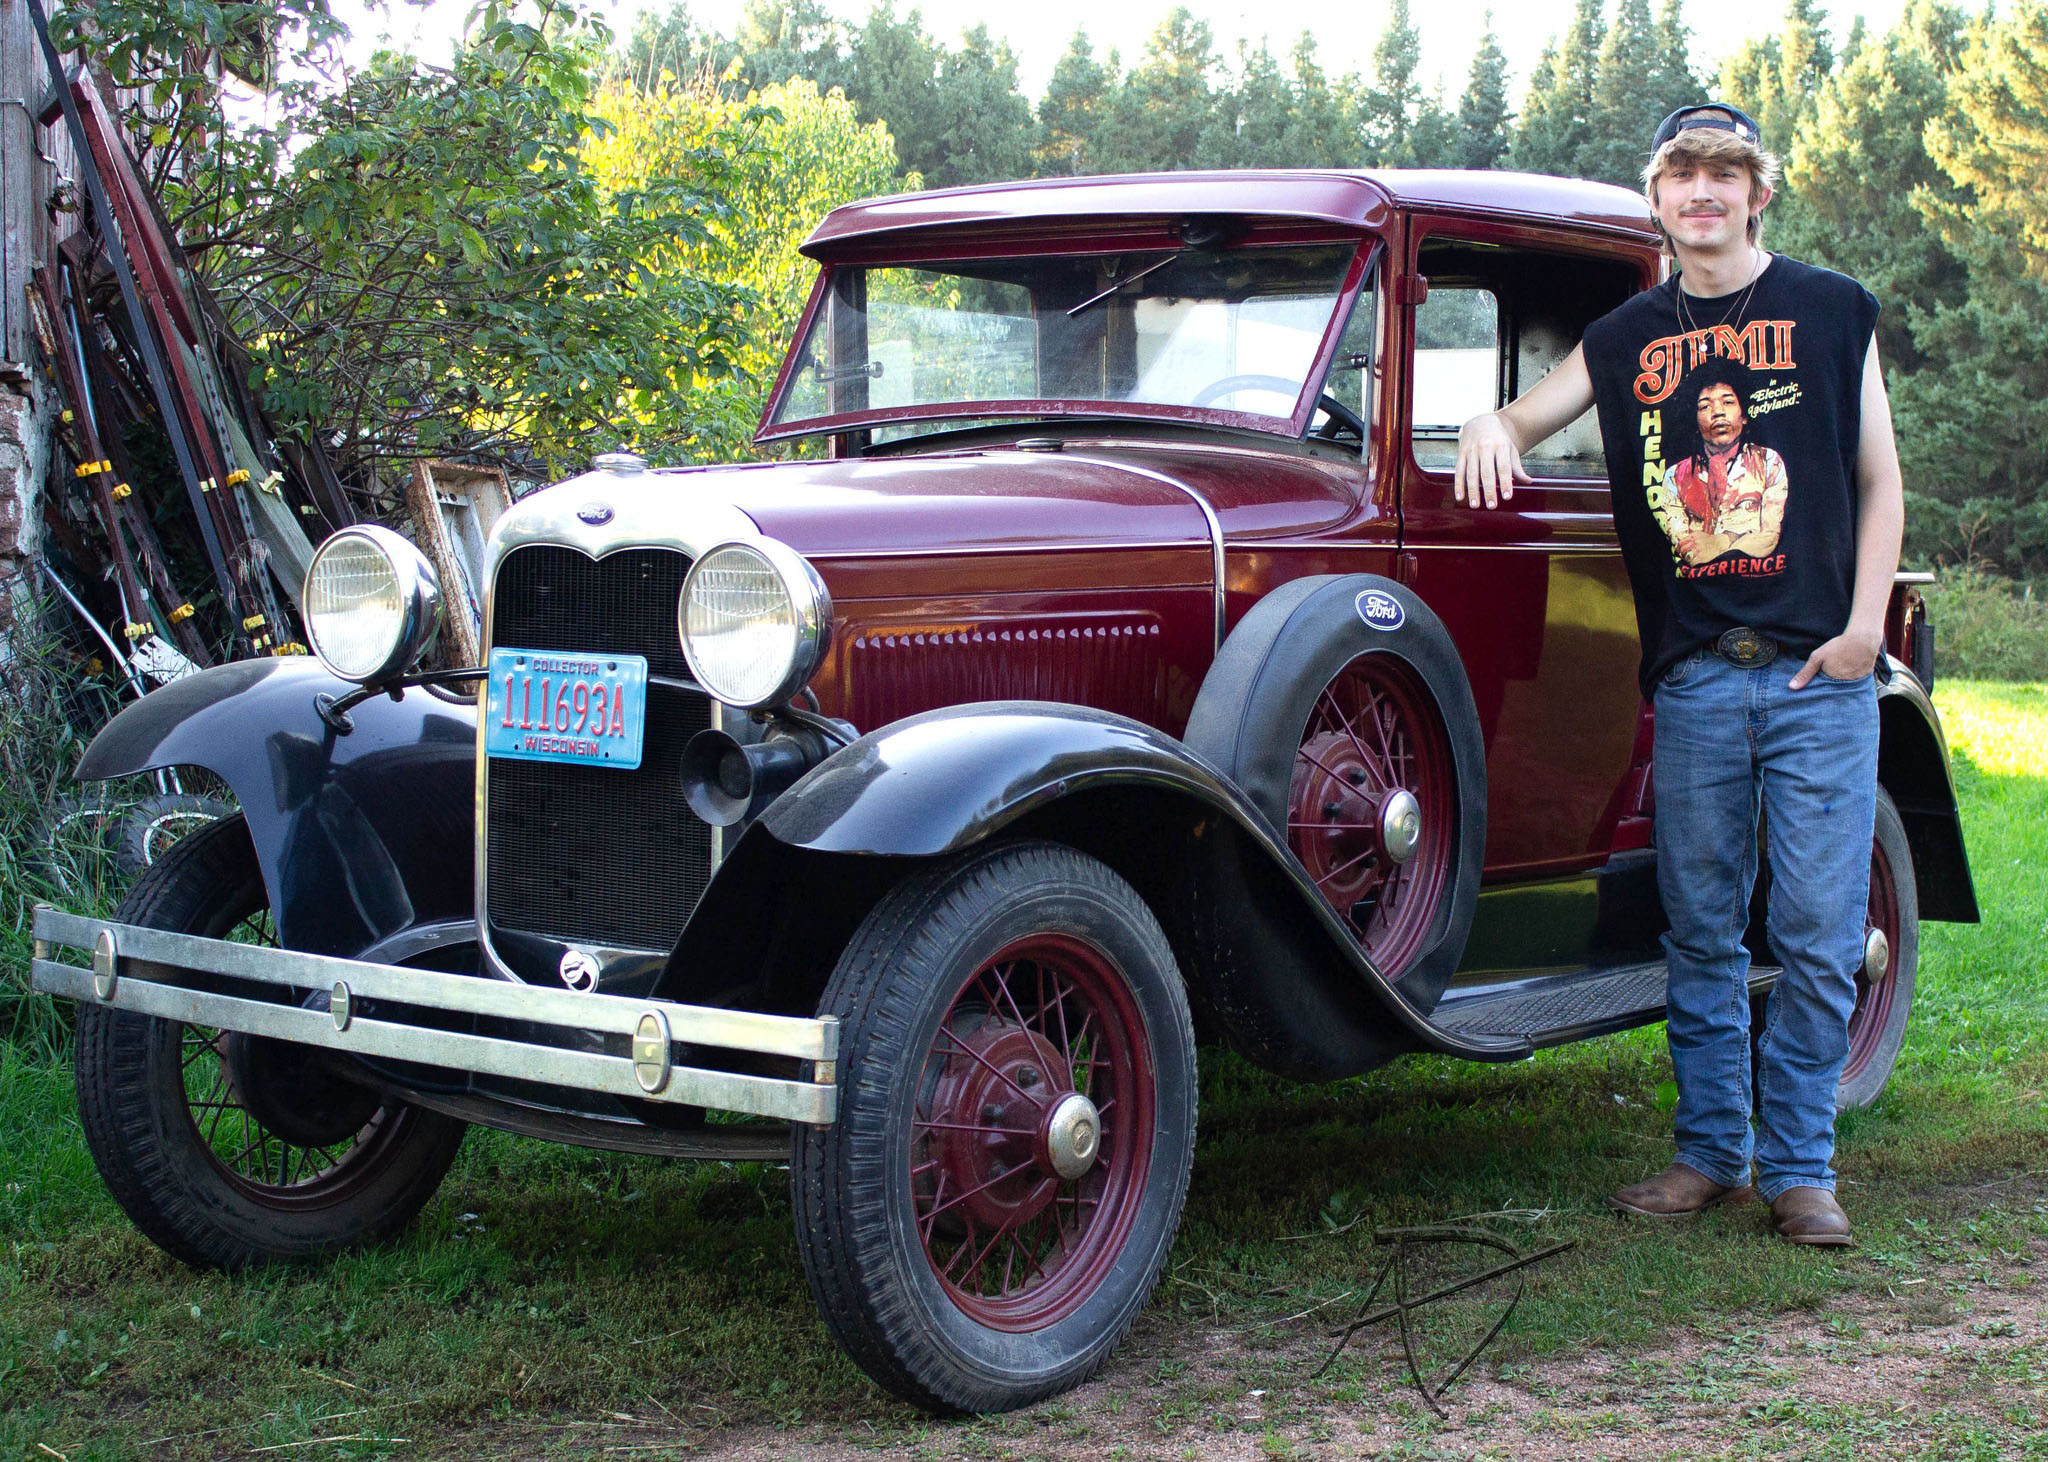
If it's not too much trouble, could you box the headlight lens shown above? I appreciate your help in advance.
[303,525,442,682]
[678,540,830,708]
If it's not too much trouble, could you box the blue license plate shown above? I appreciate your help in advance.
[484,649,647,771]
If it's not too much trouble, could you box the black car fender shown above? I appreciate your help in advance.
[1876,661,1980,923]
[693,701,1528,1078]
[73,658,478,957]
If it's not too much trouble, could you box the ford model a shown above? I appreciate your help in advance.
[33,171,1976,1413]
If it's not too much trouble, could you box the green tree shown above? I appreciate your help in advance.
[1773,0,1968,371]
[1510,0,1605,176]
[1093,8,1220,173]
[1580,0,1663,186]
[1212,39,1297,167]
[65,0,755,477]
[1455,19,1512,169]
[731,0,848,91]
[1894,0,2048,573]
[1281,33,1366,168]
[925,24,1034,185]
[841,4,942,171]
[1035,29,1111,175]
[586,75,904,460]
[1645,0,1700,146]
[1362,0,1423,163]
[618,2,738,87]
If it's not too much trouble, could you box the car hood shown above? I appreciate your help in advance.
[642,442,1363,560]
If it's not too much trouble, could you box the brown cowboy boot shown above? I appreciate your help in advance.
[1769,1187,1855,1247]
[1608,1162,1756,1217]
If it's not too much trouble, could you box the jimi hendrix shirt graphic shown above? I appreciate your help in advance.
[1581,256,1879,696]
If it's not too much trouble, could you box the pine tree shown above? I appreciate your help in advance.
[732,0,847,91]
[1217,39,1297,167]
[1035,29,1110,175]
[1646,0,1699,136]
[1363,0,1423,164]
[842,4,941,177]
[926,24,1034,186]
[1509,0,1604,176]
[1093,8,1220,173]
[1579,0,1663,186]
[1455,18,1512,170]
[1281,32,1365,167]
[1899,0,2048,572]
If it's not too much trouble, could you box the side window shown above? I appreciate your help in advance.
[1409,237,1637,479]
[1412,287,1501,453]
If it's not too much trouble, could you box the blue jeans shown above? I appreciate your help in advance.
[1651,650,1879,1202]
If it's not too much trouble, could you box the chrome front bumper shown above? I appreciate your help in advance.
[31,906,839,1125]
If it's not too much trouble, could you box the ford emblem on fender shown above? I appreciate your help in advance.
[577,502,614,526]
[558,949,600,992]
[1355,588,1406,631]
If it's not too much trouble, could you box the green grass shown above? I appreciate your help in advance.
[2,680,2044,1457]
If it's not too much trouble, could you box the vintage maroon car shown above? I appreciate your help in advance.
[35,170,1976,1413]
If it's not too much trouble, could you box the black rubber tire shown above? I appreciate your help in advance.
[1747,788,1918,1112]
[74,815,466,1270]
[793,842,1197,1415]
[1183,574,1486,1009]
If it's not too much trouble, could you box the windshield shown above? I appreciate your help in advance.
[764,242,1361,437]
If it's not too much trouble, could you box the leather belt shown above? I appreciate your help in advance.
[1713,626,1780,668]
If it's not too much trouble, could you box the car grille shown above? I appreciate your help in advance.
[484,545,713,953]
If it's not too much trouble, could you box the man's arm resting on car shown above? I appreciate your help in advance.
[1454,344,1598,509]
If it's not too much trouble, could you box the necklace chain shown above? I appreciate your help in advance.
[1676,249,1764,339]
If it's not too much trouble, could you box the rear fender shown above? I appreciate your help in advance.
[687,702,1527,1076]
[74,658,478,955]
[1876,663,1979,923]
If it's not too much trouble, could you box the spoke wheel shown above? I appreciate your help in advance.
[75,815,465,1270]
[1288,653,1455,976]
[795,842,1196,1415]
[1838,789,1917,1108]
[913,934,1152,1331]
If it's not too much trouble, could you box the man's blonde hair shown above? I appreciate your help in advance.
[1642,128,1783,255]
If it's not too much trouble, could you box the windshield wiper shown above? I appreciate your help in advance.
[1066,252,1183,317]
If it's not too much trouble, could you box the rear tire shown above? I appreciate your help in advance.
[75,815,465,1269]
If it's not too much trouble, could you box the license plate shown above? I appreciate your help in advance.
[485,649,647,771]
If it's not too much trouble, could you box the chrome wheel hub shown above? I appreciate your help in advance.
[1379,789,1423,866]
[1042,1092,1102,1180]
[1863,926,1890,981]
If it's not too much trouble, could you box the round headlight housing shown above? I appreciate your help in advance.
[302,525,443,683]
[678,540,831,709]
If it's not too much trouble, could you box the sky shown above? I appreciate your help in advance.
[333,0,1916,104]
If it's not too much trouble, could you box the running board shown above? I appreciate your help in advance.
[1431,960,1780,1051]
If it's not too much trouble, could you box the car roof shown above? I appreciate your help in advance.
[801,169,1658,258]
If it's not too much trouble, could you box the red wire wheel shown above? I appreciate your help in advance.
[1837,790,1917,1106]
[910,933,1153,1330]
[1287,652,1456,977]
[795,842,1196,1415]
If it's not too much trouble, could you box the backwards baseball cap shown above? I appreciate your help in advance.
[1650,102,1763,153]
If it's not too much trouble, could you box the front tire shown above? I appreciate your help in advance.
[74,815,466,1269]
[794,842,1197,1414]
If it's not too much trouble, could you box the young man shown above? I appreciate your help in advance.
[1454,103,1905,1247]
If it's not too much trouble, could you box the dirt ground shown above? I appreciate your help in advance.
[475,1203,2048,1461]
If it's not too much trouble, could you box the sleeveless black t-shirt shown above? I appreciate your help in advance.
[1581,255,1879,696]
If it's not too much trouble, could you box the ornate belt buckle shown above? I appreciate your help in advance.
[1716,626,1778,668]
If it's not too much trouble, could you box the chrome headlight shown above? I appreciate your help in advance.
[302,525,442,683]
[678,540,830,709]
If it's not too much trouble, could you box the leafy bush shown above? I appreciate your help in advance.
[1922,568,2048,684]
